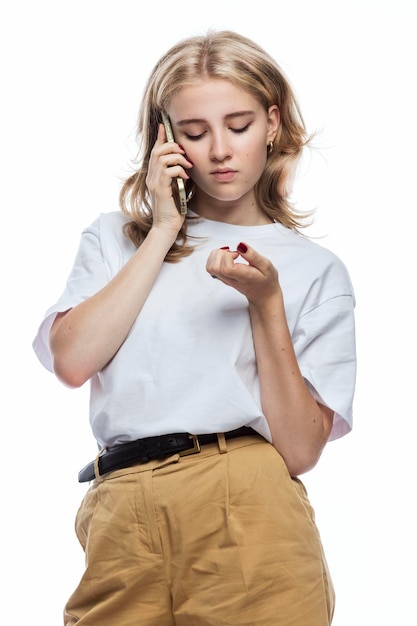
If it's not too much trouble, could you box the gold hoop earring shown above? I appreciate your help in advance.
[267,141,274,154]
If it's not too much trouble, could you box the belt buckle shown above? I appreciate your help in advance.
[179,434,201,457]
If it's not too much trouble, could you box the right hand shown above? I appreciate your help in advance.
[146,123,193,233]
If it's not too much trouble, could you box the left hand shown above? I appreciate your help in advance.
[206,242,281,307]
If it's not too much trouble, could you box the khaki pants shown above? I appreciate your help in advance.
[65,433,335,625]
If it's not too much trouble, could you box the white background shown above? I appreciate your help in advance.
[1,1,416,623]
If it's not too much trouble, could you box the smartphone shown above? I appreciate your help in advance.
[161,111,187,215]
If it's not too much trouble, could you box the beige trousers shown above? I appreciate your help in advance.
[65,433,335,625]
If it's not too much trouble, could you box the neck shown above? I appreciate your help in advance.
[189,193,273,226]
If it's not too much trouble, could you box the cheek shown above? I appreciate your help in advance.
[244,135,267,158]
[183,147,204,176]
[186,148,208,181]
[246,143,267,169]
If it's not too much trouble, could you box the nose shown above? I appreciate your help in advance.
[209,130,232,162]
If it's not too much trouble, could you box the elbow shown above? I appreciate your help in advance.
[273,427,331,477]
[283,448,323,477]
[282,406,334,476]
[52,354,91,388]
[49,319,92,387]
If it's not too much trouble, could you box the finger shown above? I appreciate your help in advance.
[154,125,181,154]
[154,132,192,175]
[156,123,166,145]
[161,152,193,171]
[236,242,273,276]
[206,247,239,278]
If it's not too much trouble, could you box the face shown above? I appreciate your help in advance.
[166,79,279,222]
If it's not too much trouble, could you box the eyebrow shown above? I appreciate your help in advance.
[176,110,255,126]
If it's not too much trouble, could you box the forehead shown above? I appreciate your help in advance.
[167,78,263,120]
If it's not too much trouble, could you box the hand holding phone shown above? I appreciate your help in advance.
[161,112,187,215]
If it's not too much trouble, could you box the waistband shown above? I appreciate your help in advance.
[78,427,256,483]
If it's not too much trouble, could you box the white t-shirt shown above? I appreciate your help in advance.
[33,211,356,448]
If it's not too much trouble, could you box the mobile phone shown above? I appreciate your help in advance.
[161,111,187,215]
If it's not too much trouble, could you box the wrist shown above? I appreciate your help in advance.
[248,289,284,319]
[148,223,180,248]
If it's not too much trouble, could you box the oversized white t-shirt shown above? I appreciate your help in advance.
[33,211,356,448]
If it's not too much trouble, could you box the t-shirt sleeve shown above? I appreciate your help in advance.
[32,218,110,372]
[294,293,356,441]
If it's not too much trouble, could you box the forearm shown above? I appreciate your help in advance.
[50,227,176,387]
[249,294,333,476]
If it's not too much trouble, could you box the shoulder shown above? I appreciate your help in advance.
[269,226,355,304]
[273,224,350,273]
[79,211,136,273]
[82,211,134,250]
[298,234,352,285]
[83,210,130,236]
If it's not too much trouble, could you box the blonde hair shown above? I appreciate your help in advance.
[120,30,311,262]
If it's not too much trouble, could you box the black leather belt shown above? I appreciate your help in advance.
[78,426,256,483]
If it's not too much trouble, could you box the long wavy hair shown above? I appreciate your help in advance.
[120,30,312,262]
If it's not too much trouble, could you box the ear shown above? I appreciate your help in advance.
[266,105,280,143]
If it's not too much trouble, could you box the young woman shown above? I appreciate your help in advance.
[33,30,356,626]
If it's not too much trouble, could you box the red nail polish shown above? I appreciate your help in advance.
[220,246,230,250]
[237,242,248,253]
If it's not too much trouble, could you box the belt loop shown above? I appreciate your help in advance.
[93,446,107,482]
[217,433,227,454]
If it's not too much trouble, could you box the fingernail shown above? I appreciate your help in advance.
[220,246,230,250]
[237,242,248,253]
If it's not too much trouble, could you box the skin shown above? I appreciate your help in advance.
[50,78,333,476]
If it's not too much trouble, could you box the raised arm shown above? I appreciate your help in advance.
[206,242,334,476]
[50,125,192,387]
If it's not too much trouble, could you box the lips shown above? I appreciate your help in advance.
[211,169,237,182]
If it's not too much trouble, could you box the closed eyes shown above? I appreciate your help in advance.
[185,124,251,141]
